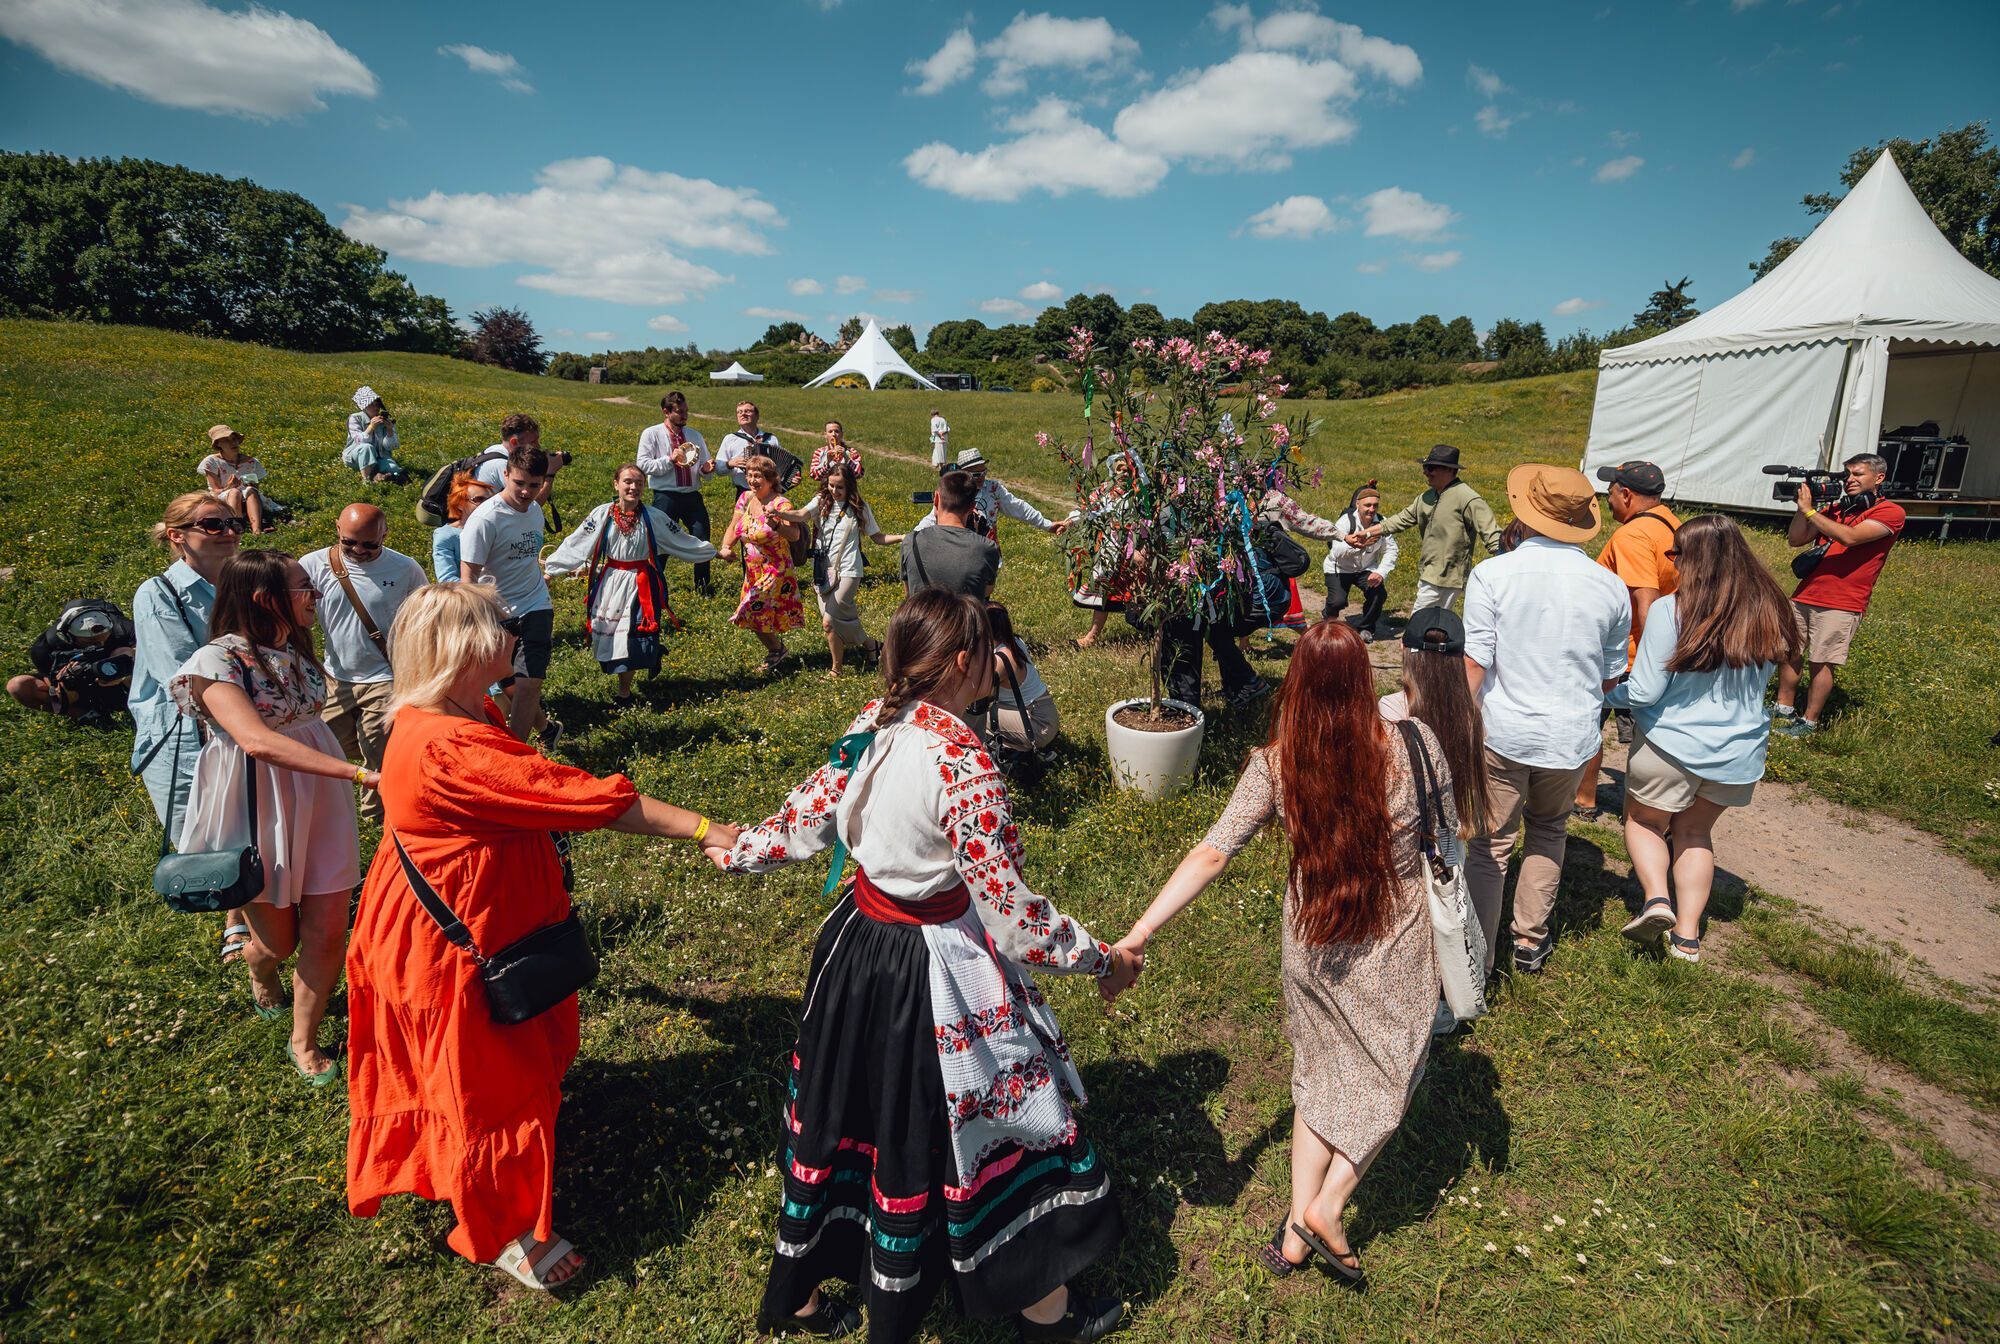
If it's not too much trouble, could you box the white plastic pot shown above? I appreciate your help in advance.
[1103,697,1206,799]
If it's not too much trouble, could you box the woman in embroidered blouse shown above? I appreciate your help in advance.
[716,454,805,674]
[198,426,273,534]
[1069,453,1137,650]
[345,583,736,1292]
[1115,620,1452,1285]
[771,462,901,680]
[543,463,716,710]
[171,549,378,1083]
[724,589,1140,1344]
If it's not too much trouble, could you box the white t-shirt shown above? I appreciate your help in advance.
[636,423,710,492]
[474,445,509,491]
[930,415,950,454]
[300,545,427,683]
[460,493,551,616]
[801,496,881,580]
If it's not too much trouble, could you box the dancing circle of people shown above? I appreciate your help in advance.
[96,384,1906,1341]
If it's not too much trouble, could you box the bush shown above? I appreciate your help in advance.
[1029,376,1059,393]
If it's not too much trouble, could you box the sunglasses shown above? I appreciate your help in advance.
[188,516,249,536]
[338,537,384,553]
[1665,548,1681,560]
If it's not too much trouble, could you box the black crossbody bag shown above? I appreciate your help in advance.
[391,831,597,1025]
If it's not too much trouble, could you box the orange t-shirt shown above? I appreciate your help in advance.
[1598,506,1681,655]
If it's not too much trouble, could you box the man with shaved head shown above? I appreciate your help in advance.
[302,502,428,821]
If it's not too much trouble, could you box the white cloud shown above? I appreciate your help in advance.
[787,277,825,296]
[1608,128,1638,148]
[1466,63,1509,97]
[0,0,376,118]
[1359,186,1455,241]
[1731,0,1763,9]
[1019,280,1064,302]
[1243,194,1338,239]
[873,288,919,303]
[907,97,1168,201]
[908,26,976,94]
[1552,297,1600,316]
[646,314,689,333]
[583,330,616,342]
[1595,155,1644,182]
[1355,260,1388,274]
[1410,250,1461,272]
[1211,4,1422,86]
[745,306,813,322]
[439,43,532,94]
[1114,51,1360,170]
[1474,105,1515,137]
[342,157,782,305]
[980,297,1035,320]
[1731,146,1757,169]
[981,13,1141,97]
[834,275,867,295]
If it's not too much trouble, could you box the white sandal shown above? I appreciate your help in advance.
[492,1233,582,1290]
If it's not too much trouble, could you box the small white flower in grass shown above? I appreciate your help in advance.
[1514,1245,1532,1258]
[1542,1224,1554,1233]
[1470,1186,1481,1195]
[1658,1255,1677,1267]
[1552,1214,1566,1226]
[1576,1253,1588,1265]
[1483,1242,1498,1253]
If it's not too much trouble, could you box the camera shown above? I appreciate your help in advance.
[547,450,574,469]
[1760,464,1874,511]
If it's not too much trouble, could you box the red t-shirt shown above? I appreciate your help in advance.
[1792,498,1905,613]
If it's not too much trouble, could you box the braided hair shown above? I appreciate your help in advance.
[875,589,992,726]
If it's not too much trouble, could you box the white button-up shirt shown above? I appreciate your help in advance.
[1463,536,1632,770]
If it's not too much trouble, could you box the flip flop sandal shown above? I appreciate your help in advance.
[1668,932,1702,963]
[492,1233,583,1292]
[1257,1219,1304,1277]
[285,1041,341,1088]
[1621,898,1675,943]
[1290,1221,1365,1284]
[219,923,252,964]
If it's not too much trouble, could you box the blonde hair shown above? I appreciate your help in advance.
[151,491,231,550]
[388,583,509,715]
[743,454,778,483]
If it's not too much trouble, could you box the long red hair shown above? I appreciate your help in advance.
[1271,621,1399,945]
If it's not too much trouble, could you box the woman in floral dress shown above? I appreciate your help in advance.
[717,455,804,674]
[724,589,1140,1344]
[1069,452,1137,650]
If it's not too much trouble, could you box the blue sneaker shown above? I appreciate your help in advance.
[1773,717,1819,739]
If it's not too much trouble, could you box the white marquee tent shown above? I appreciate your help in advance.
[1582,152,2000,513]
[709,361,764,384]
[803,319,941,391]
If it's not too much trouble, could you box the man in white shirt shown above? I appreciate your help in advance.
[302,503,427,821]
[1462,465,1631,975]
[714,400,800,495]
[1323,481,1398,640]
[461,445,560,747]
[929,408,951,468]
[637,390,715,596]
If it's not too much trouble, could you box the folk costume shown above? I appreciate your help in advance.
[727,699,1122,1342]
[346,701,639,1264]
[543,501,715,673]
[1067,476,1136,614]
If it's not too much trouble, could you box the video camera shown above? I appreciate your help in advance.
[1761,464,1877,513]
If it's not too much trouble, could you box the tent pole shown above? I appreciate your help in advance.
[1819,339,1860,469]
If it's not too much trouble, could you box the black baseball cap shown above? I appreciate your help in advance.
[1402,606,1465,654]
[1595,460,1666,495]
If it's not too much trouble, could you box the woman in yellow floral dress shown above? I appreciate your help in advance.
[717,455,805,673]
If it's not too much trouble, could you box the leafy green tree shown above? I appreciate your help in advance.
[1484,318,1549,362]
[884,323,918,357]
[0,152,456,353]
[1442,316,1481,361]
[759,320,809,347]
[1752,123,2000,279]
[461,306,546,375]
[837,316,864,346]
[1036,293,1125,358]
[1632,277,1698,330]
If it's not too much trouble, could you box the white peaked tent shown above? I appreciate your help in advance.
[803,319,942,391]
[1583,152,2000,512]
[709,361,765,384]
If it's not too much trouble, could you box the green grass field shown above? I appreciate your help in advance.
[1,320,1995,1343]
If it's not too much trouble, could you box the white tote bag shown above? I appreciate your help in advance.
[1397,723,1488,1023]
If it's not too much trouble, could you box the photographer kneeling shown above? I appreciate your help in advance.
[1774,453,1904,738]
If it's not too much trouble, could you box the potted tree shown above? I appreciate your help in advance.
[1044,327,1316,797]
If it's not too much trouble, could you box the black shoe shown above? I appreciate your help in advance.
[759,1294,862,1338]
[1225,677,1272,709]
[1614,709,1634,744]
[1018,1291,1124,1342]
[1512,933,1554,974]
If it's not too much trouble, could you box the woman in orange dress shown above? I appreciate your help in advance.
[345,583,737,1291]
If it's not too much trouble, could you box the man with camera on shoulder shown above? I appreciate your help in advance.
[1774,452,1904,738]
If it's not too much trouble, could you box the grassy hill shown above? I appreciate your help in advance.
[1,320,1995,1342]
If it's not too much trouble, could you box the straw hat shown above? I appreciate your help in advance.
[1506,463,1601,545]
[206,424,243,446]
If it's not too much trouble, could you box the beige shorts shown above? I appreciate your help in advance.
[1626,730,1756,813]
[1791,601,1862,666]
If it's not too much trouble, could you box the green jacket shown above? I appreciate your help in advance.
[1377,478,1503,588]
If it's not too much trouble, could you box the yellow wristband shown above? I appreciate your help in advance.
[692,816,711,844]
[353,765,368,784]
[1804,507,1819,518]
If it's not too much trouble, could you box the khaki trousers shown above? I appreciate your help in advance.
[322,677,393,823]
[1466,748,1587,966]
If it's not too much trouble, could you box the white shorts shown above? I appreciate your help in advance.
[1626,729,1756,812]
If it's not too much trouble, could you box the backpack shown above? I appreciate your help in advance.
[415,450,507,527]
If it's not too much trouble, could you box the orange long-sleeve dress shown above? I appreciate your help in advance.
[345,702,638,1263]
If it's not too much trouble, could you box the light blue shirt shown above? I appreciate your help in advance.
[127,560,214,769]
[1605,594,1777,785]
[432,524,463,584]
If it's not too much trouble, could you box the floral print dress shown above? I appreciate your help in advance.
[728,493,805,634]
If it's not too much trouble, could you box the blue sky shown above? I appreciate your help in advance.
[2,0,1996,354]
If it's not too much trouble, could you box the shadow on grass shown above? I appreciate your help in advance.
[1352,1037,1509,1253]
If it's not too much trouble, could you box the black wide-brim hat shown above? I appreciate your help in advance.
[1417,444,1461,469]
